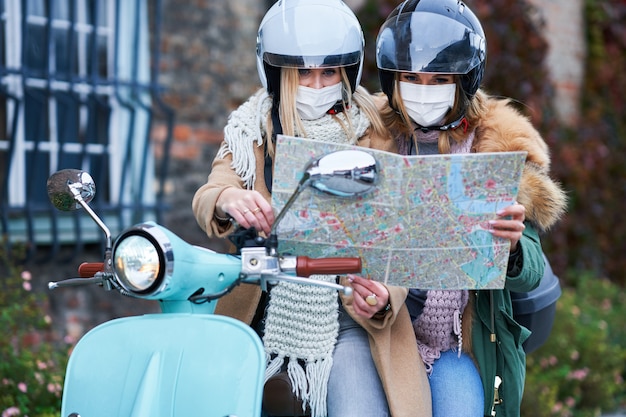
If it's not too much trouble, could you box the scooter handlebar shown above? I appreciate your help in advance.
[77,257,361,280]
[296,256,361,278]
[79,262,105,278]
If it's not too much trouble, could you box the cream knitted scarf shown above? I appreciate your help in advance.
[400,127,475,375]
[218,89,371,190]
[220,89,372,417]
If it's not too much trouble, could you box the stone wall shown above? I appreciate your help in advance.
[156,0,268,251]
[528,0,584,125]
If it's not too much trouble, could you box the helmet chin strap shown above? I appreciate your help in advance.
[327,100,348,115]
[417,114,468,133]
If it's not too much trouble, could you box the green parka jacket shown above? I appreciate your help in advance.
[472,224,544,417]
[468,94,567,417]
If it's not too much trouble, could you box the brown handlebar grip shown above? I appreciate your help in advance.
[78,262,105,278]
[296,257,362,278]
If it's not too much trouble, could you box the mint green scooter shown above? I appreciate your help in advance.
[46,150,378,417]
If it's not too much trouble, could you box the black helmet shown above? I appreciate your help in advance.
[256,0,364,100]
[376,0,486,106]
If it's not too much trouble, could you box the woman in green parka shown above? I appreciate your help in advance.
[374,0,567,416]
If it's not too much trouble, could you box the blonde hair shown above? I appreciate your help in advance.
[379,74,488,154]
[265,67,388,157]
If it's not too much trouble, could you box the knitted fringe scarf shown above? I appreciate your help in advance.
[219,89,372,417]
[401,128,475,375]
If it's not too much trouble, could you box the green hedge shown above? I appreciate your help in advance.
[522,272,626,416]
[0,246,68,417]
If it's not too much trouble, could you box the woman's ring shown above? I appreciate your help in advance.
[242,208,251,215]
[252,207,261,214]
[365,294,378,306]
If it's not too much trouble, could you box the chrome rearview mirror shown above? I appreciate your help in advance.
[46,168,111,250]
[268,149,379,250]
[306,149,378,197]
[47,169,96,211]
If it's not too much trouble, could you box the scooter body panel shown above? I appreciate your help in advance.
[61,314,265,417]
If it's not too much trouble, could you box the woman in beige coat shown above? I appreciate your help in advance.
[193,1,430,416]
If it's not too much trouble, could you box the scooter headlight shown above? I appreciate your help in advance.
[114,235,161,292]
[112,224,170,296]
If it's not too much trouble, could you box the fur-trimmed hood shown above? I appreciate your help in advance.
[472,97,567,232]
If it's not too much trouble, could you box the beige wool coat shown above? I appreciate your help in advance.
[193,126,432,417]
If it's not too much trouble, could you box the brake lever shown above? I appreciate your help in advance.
[261,273,353,296]
[48,272,114,290]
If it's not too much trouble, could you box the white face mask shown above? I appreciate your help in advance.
[399,82,457,127]
[296,82,343,120]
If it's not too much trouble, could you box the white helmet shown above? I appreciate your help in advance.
[256,0,365,98]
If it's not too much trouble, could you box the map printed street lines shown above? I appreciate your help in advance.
[272,135,527,289]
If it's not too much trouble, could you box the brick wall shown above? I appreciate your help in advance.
[156,0,268,250]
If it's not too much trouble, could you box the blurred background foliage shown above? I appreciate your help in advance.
[0,244,68,416]
[523,274,626,416]
[546,0,626,288]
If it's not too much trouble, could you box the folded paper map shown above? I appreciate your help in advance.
[272,135,527,289]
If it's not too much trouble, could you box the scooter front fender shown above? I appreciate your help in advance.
[61,314,264,417]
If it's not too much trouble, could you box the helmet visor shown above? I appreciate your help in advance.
[376,12,485,74]
[263,51,362,69]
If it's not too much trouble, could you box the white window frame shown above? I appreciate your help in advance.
[1,0,154,243]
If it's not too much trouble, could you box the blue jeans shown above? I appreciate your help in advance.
[429,350,484,417]
[326,308,390,417]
